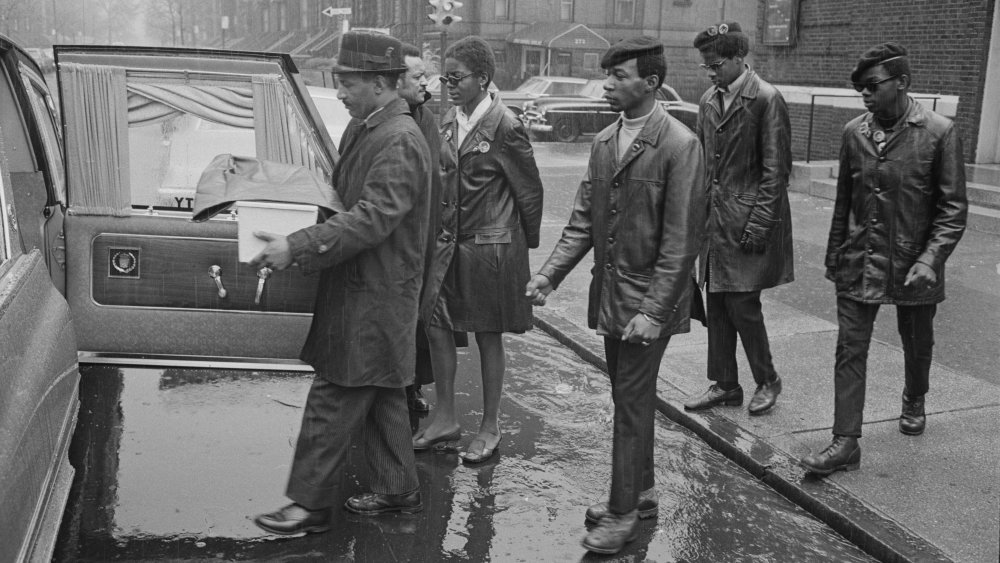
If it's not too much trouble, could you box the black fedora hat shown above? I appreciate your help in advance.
[330,30,407,74]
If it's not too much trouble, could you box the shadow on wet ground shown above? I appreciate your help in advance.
[55,329,873,562]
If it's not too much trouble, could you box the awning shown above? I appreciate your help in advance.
[508,22,610,50]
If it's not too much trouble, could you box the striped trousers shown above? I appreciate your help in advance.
[286,378,419,510]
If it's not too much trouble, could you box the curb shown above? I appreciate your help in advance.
[532,309,954,563]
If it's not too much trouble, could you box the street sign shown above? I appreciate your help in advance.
[322,7,352,17]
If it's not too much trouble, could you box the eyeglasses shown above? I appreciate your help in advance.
[439,73,473,86]
[699,59,727,71]
[852,75,897,93]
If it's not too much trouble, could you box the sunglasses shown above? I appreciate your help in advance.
[853,75,897,93]
[439,72,473,86]
[699,59,728,71]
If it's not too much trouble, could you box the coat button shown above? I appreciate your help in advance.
[714,153,721,159]
[610,209,617,215]
[605,263,613,270]
[874,188,881,194]
[613,182,620,188]
[867,248,874,254]
[608,237,615,244]
[879,156,886,162]
[318,244,328,253]
[713,178,719,184]
[717,128,723,133]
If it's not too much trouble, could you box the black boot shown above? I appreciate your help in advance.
[800,435,861,475]
[899,393,926,435]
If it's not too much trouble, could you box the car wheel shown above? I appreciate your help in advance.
[551,118,580,142]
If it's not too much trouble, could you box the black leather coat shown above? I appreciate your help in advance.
[826,99,967,304]
[697,70,794,292]
[539,105,705,338]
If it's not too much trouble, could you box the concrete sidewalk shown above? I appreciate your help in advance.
[527,190,1000,563]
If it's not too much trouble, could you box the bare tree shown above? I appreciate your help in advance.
[0,0,37,37]
[94,0,138,44]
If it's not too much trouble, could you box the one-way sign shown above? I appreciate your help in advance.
[322,7,352,17]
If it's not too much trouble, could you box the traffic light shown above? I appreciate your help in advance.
[428,0,463,27]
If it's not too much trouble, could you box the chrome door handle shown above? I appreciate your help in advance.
[255,267,272,305]
[208,265,227,298]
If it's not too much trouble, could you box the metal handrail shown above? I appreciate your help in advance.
[806,93,940,162]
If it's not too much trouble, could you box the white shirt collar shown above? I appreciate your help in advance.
[456,94,492,145]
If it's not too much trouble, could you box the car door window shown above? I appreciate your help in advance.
[550,82,582,96]
[20,64,66,205]
[129,105,257,211]
[0,168,10,267]
[59,59,335,215]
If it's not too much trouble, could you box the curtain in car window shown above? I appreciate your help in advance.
[126,83,254,128]
[61,62,130,216]
[251,74,331,182]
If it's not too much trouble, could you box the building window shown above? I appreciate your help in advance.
[495,0,509,20]
[614,0,635,25]
[583,52,599,71]
[560,0,574,21]
[493,49,507,65]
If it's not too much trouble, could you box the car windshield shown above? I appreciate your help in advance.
[580,80,606,99]
[517,77,549,95]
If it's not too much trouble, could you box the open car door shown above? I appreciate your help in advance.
[55,46,340,369]
[0,35,80,562]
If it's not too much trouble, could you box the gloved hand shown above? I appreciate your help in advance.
[739,226,768,254]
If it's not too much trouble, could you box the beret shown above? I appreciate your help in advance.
[601,36,663,69]
[850,42,908,83]
[693,22,747,50]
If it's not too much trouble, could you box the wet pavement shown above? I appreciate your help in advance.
[55,329,874,562]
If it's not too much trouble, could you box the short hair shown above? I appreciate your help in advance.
[693,22,750,59]
[444,36,495,88]
[851,42,911,84]
[358,71,402,89]
[600,36,667,89]
[400,42,421,59]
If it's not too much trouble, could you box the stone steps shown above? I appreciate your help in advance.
[789,161,1000,234]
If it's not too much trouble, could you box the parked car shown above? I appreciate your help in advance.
[0,35,81,563]
[497,75,589,116]
[0,35,347,561]
[521,80,699,142]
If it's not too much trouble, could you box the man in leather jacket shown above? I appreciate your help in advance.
[801,42,967,475]
[526,37,704,555]
[684,22,794,416]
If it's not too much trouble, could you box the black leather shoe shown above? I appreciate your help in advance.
[585,487,657,524]
[407,386,430,413]
[581,510,639,554]
[748,377,782,415]
[899,393,926,435]
[683,384,743,411]
[254,503,331,535]
[344,490,423,515]
[800,436,861,476]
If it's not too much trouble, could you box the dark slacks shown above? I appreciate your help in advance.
[286,378,418,510]
[707,289,778,386]
[604,336,670,515]
[833,296,936,437]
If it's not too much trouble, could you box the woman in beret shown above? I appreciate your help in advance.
[414,36,544,464]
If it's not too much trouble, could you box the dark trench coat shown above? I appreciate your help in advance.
[697,70,794,292]
[287,98,432,387]
[421,93,544,333]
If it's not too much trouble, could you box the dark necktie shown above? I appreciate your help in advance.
[716,88,727,114]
